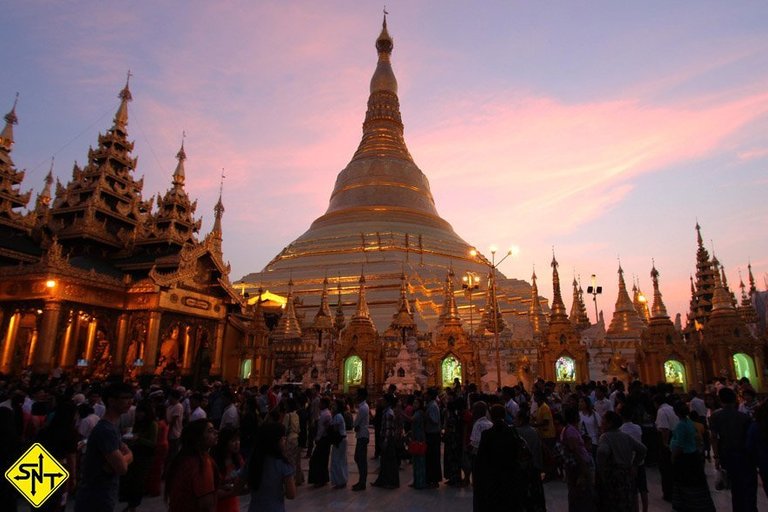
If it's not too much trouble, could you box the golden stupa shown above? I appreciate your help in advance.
[238,17,534,332]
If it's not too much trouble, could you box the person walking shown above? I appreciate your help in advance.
[473,404,528,512]
[74,382,134,512]
[408,397,427,490]
[164,419,219,512]
[710,387,757,512]
[351,387,370,491]
[595,411,647,512]
[560,406,597,512]
[282,398,303,487]
[213,427,245,512]
[424,388,442,488]
[119,399,157,512]
[372,393,400,489]
[669,402,715,512]
[330,399,349,489]
[247,422,296,512]
[307,397,332,487]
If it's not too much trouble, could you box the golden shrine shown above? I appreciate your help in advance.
[0,18,764,393]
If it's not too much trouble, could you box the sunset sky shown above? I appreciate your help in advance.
[3,1,767,322]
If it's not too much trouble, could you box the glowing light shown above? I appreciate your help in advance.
[469,248,477,257]
[509,245,520,257]
[45,279,56,289]
[489,244,498,254]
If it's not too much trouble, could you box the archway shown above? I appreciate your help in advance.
[441,355,462,389]
[663,359,686,389]
[733,353,757,384]
[343,355,363,393]
[555,355,576,382]
[240,359,252,380]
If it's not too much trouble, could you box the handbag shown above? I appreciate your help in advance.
[407,440,427,456]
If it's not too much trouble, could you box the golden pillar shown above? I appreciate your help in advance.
[143,311,162,373]
[212,319,226,376]
[26,329,39,367]
[33,301,62,374]
[59,312,75,368]
[112,313,129,375]
[182,325,193,375]
[84,319,97,363]
[1,311,21,374]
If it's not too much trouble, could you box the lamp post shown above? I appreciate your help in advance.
[586,274,602,324]
[462,271,480,337]
[471,246,514,389]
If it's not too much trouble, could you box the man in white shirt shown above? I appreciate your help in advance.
[655,395,679,501]
[688,389,707,418]
[219,390,240,429]
[166,389,184,457]
[189,392,207,422]
[469,401,493,453]
[351,388,370,491]
[593,386,613,423]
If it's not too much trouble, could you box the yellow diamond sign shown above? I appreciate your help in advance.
[4,443,69,508]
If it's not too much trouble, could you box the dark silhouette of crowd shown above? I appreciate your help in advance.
[1,368,767,512]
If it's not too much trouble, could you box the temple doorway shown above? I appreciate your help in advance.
[733,353,757,385]
[343,355,363,392]
[441,355,462,389]
[664,359,686,390]
[555,355,576,382]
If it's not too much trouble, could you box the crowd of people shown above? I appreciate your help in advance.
[1,370,767,512]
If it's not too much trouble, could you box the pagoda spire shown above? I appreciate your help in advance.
[334,277,346,331]
[112,71,132,132]
[312,276,334,331]
[173,136,186,189]
[549,251,568,321]
[274,279,302,340]
[748,263,757,295]
[569,275,590,330]
[632,278,651,324]
[738,270,759,324]
[529,268,548,337]
[353,272,370,319]
[134,137,200,252]
[35,160,54,210]
[210,169,225,253]
[0,94,33,234]
[438,268,461,326]
[710,259,735,313]
[351,14,412,163]
[0,93,18,149]
[607,263,646,336]
[391,270,417,334]
[650,262,669,319]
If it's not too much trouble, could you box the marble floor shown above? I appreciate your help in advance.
[19,431,768,511]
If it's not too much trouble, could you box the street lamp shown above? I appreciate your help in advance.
[461,272,480,337]
[586,274,602,324]
[471,246,514,389]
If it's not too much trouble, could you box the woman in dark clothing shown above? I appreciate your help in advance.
[119,399,157,512]
[474,404,528,512]
[371,394,400,489]
[670,402,715,512]
[561,406,596,512]
[37,400,79,512]
[443,398,465,486]
[747,400,768,498]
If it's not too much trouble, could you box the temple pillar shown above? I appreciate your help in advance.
[211,319,226,376]
[59,312,75,369]
[181,325,193,375]
[26,329,39,367]
[84,319,97,363]
[32,301,62,374]
[143,311,162,373]
[1,311,21,374]
[112,313,129,376]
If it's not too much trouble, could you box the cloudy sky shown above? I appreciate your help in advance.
[3,1,767,321]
